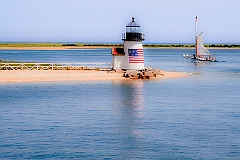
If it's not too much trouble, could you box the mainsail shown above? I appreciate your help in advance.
[196,33,211,57]
[186,16,217,61]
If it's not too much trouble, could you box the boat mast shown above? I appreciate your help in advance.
[195,16,198,56]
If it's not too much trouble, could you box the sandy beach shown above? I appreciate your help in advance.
[0,70,187,83]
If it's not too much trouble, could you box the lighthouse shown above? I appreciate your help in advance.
[112,17,145,70]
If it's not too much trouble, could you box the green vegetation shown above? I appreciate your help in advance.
[0,43,239,48]
[0,43,63,47]
[143,44,240,48]
[143,44,195,48]
[82,44,124,47]
[62,44,78,46]
[205,44,240,48]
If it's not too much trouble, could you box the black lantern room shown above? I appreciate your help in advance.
[122,17,144,41]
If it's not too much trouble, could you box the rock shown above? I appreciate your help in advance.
[123,68,161,79]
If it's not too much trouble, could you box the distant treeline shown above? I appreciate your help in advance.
[81,43,240,48]
[205,44,240,48]
[143,44,240,48]
[1,43,240,48]
[144,44,193,48]
[82,44,124,47]
[62,44,78,46]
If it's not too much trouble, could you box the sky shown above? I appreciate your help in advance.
[0,0,239,43]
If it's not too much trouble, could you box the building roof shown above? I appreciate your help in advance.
[126,17,140,27]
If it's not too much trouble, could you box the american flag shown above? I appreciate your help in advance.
[195,16,199,22]
[128,49,144,63]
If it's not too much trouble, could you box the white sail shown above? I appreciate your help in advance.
[191,16,217,61]
[196,33,211,56]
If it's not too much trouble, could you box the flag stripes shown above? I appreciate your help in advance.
[128,49,144,63]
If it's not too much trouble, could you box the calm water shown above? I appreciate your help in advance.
[0,49,240,159]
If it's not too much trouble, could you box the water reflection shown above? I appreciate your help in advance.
[111,81,145,155]
[193,61,212,67]
[111,80,144,118]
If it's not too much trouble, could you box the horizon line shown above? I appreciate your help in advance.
[0,41,240,44]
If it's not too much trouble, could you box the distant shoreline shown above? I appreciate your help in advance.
[0,43,240,50]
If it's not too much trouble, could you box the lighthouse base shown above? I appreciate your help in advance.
[123,41,144,70]
[112,55,144,70]
[111,41,145,70]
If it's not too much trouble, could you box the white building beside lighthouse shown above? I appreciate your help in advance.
[112,17,145,70]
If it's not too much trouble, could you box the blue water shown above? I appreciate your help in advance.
[0,49,240,159]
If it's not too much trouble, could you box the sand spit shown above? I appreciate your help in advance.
[0,70,187,83]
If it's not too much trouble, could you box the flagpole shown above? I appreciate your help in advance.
[195,16,198,37]
[195,16,198,56]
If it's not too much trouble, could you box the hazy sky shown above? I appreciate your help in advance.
[0,0,239,43]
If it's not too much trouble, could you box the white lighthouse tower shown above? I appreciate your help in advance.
[112,17,145,70]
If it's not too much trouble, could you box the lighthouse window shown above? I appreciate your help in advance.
[131,27,135,32]
[126,27,140,33]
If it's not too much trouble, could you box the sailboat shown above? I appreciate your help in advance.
[193,32,216,62]
[183,16,216,62]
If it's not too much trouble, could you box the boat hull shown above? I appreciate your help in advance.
[191,56,217,62]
